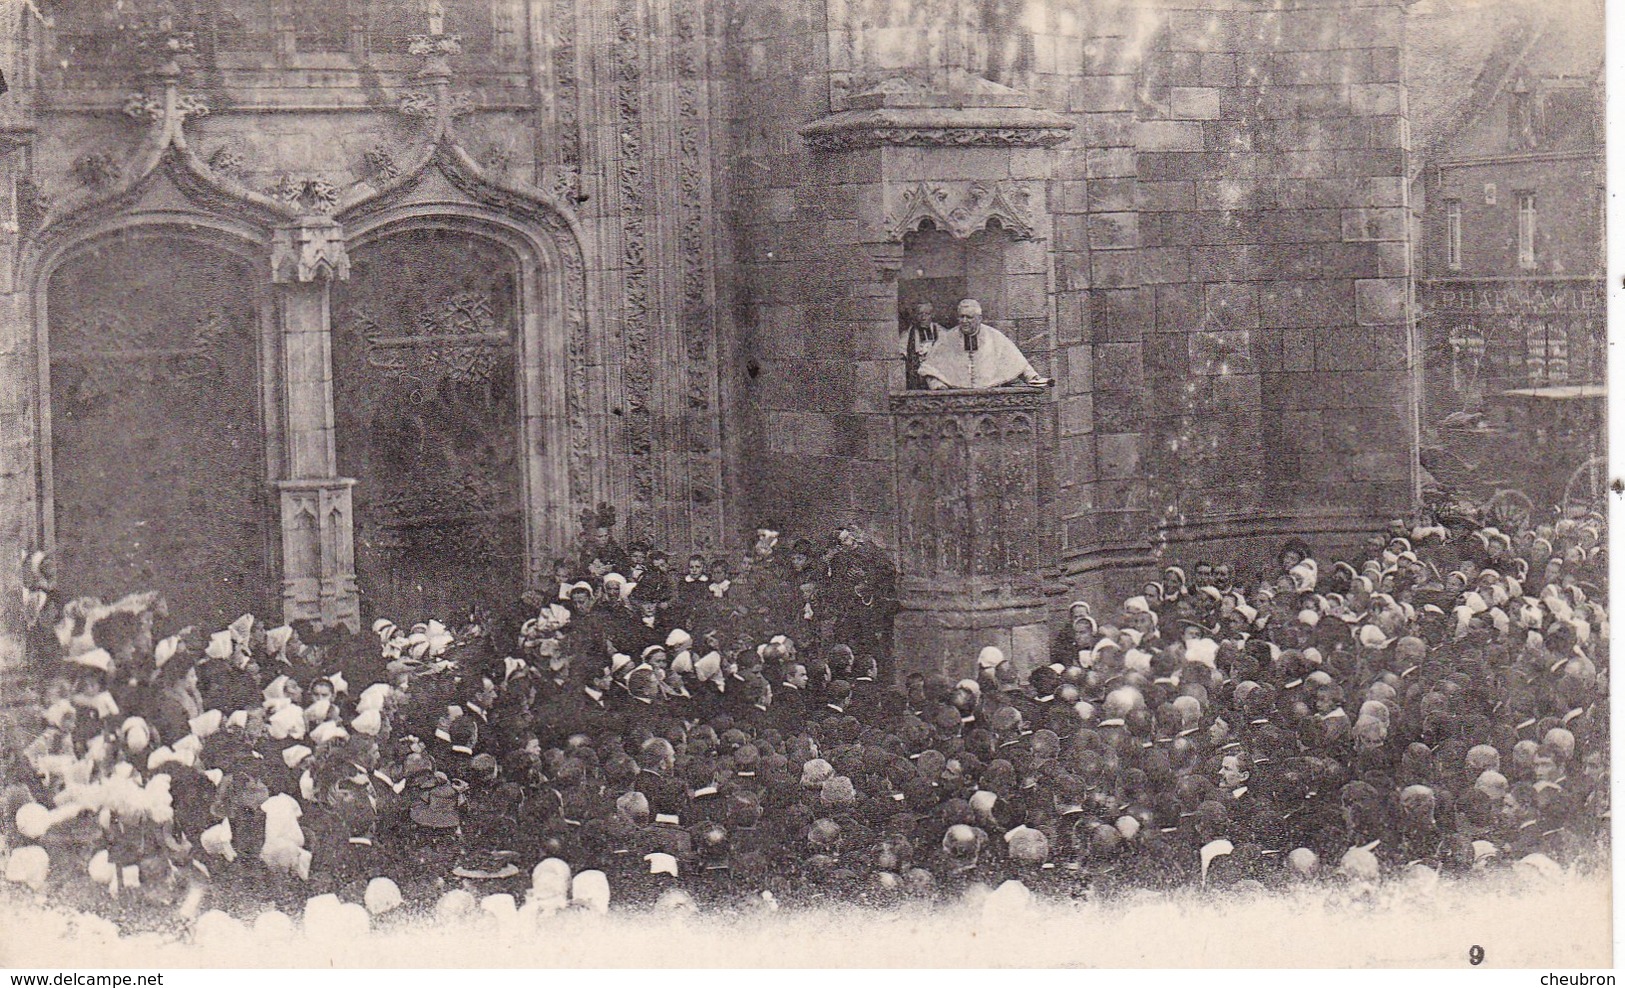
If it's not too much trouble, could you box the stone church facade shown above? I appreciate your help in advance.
[0,0,1421,672]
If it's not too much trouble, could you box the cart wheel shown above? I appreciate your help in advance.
[1562,456,1608,516]
[1484,489,1535,534]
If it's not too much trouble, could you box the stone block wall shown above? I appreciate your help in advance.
[1052,1,1158,602]
[1137,0,1420,568]
[717,0,858,538]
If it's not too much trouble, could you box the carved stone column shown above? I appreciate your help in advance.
[890,387,1061,680]
[272,217,359,631]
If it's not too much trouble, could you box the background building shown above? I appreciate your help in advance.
[1416,0,1604,411]
[1407,0,1604,510]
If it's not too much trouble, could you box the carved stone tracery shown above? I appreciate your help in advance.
[886,181,1039,242]
[803,125,1073,151]
[52,305,232,394]
[351,292,510,392]
[278,479,359,631]
[672,0,722,549]
[123,90,210,125]
[613,0,657,525]
[205,145,248,180]
[271,217,351,284]
[399,91,439,119]
[892,388,1051,582]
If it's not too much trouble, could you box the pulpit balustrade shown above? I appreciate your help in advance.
[890,386,1059,679]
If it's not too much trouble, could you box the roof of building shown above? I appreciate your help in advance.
[1406,0,1603,172]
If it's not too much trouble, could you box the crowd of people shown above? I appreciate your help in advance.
[0,497,1608,924]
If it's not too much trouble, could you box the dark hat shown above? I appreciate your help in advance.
[410,780,461,829]
[605,752,640,784]
[902,777,937,812]
[727,791,763,827]
[1029,666,1062,695]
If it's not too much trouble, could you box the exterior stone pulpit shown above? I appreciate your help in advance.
[890,386,1059,679]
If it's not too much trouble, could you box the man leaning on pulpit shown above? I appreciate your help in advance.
[916,298,1053,391]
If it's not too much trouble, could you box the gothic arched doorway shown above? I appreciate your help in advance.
[331,229,526,627]
[45,232,273,626]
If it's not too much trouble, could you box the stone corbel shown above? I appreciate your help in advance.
[863,241,905,282]
[278,479,360,632]
[271,217,351,284]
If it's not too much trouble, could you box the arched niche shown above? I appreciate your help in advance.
[40,225,277,625]
[898,223,1018,325]
[333,206,583,625]
[331,227,519,625]
[895,222,1031,391]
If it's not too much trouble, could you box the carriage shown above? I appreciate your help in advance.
[1420,383,1606,530]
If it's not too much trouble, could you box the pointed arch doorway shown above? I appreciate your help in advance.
[330,228,526,627]
[45,231,273,625]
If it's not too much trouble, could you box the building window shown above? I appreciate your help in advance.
[1516,191,1537,270]
[1445,199,1462,271]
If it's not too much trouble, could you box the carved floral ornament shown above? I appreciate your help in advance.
[399,89,474,120]
[798,88,1073,152]
[123,90,210,125]
[889,387,1051,415]
[885,181,1039,243]
[803,126,1072,151]
[269,174,341,214]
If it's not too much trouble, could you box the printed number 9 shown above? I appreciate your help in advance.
[1469,945,1485,966]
